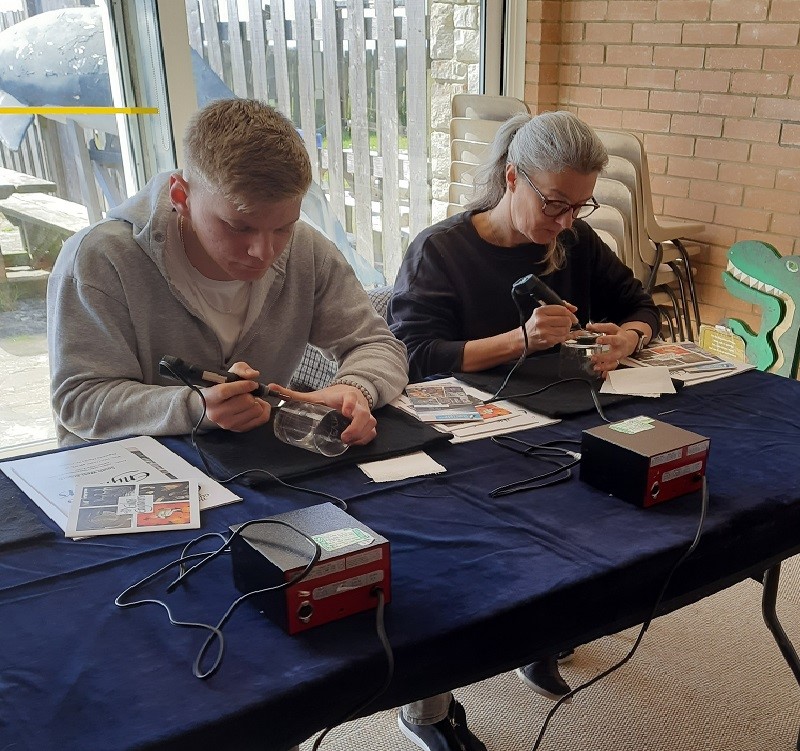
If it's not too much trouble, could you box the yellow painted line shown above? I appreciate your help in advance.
[0,107,158,115]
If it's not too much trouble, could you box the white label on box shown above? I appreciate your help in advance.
[346,548,383,569]
[312,570,384,600]
[687,440,709,456]
[662,461,703,482]
[301,558,346,582]
[651,449,683,467]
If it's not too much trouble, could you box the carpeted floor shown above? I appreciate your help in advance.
[302,554,800,751]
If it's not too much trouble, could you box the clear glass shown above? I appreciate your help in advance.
[558,334,605,381]
[273,402,350,457]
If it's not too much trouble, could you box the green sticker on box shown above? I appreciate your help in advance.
[609,416,655,434]
[312,527,374,551]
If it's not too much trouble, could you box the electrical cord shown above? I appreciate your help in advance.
[310,587,394,751]
[160,359,349,510]
[115,518,322,679]
[529,476,710,751]
[488,292,531,402]
[489,437,582,496]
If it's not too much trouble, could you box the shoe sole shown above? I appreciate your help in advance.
[515,667,573,703]
[397,713,435,751]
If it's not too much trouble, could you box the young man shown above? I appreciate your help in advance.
[48,98,407,445]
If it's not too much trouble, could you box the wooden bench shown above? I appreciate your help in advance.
[0,167,57,196]
[0,192,90,272]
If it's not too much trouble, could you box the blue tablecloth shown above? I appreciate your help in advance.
[1,370,799,750]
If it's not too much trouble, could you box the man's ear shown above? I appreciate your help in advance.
[169,173,189,212]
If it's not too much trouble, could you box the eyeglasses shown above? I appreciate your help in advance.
[517,168,599,219]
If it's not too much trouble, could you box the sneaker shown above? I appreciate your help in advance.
[516,656,572,702]
[556,648,575,664]
[398,699,487,751]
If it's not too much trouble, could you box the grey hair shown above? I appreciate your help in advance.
[466,110,608,272]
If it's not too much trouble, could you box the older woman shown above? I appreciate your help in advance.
[389,111,659,751]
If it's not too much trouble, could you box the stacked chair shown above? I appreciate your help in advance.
[448,94,530,217]
[595,129,705,340]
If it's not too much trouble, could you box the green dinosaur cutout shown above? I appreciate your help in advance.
[722,240,800,378]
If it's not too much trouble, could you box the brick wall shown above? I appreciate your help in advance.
[524,0,800,334]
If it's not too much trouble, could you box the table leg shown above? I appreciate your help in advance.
[760,565,800,750]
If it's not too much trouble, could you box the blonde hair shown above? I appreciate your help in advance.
[467,110,608,272]
[182,98,312,211]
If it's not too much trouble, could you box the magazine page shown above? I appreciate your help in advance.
[621,341,754,385]
[405,383,482,422]
[66,480,200,538]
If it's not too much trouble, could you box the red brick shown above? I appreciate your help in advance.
[682,23,738,45]
[561,44,606,65]
[723,118,782,143]
[562,2,609,22]
[559,65,581,85]
[690,180,743,205]
[731,71,790,96]
[621,109,672,132]
[695,137,751,162]
[691,224,737,247]
[581,66,628,86]
[668,156,719,180]
[675,69,730,93]
[738,24,800,47]
[649,91,700,113]
[770,0,800,22]
[754,98,800,121]
[602,87,651,109]
[663,196,716,222]
[606,44,654,66]
[718,162,777,188]
[561,85,602,106]
[562,22,585,43]
[626,67,676,90]
[671,114,724,137]
[585,23,633,43]
[645,133,696,156]
[735,231,794,253]
[657,1,710,21]
[775,170,800,192]
[540,22,562,43]
[539,1,563,22]
[714,204,771,231]
[762,48,800,74]
[771,212,800,236]
[704,47,763,70]
[578,107,625,129]
[743,186,799,213]
[651,174,691,197]
[698,94,756,118]
[653,46,705,68]
[633,23,682,44]
[710,0,768,21]
[751,142,800,168]
[607,1,658,20]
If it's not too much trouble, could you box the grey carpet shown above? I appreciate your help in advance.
[301,554,799,751]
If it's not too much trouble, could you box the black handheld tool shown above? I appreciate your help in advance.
[511,273,565,306]
[159,355,275,399]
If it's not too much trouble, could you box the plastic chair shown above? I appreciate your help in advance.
[450,161,478,186]
[451,93,530,120]
[592,177,686,341]
[596,129,704,338]
[449,117,503,144]
[450,139,488,165]
[449,181,474,206]
[446,202,464,218]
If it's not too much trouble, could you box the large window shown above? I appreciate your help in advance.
[0,0,497,457]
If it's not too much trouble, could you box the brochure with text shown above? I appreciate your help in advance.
[621,341,754,385]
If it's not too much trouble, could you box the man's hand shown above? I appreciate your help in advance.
[202,362,271,432]
[269,382,377,446]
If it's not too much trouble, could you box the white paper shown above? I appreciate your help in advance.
[391,377,559,443]
[0,436,240,532]
[601,366,676,396]
[358,451,447,482]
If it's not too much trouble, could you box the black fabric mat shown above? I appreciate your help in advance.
[0,471,56,550]
[189,404,453,485]
[457,353,678,418]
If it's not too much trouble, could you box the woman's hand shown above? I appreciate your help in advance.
[522,302,579,352]
[586,323,646,376]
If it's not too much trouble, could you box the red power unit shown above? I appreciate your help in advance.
[230,503,390,634]
[580,416,709,507]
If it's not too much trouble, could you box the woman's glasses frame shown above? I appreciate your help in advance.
[517,167,600,219]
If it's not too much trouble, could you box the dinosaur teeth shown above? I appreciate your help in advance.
[726,262,789,299]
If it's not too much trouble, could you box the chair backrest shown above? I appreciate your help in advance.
[446,202,465,218]
[450,117,503,143]
[450,138,489,165]
[451,93,530,120]
[592,176,639,278]
[583,203,626,261]
[450,160,479,185]
[449,181,474,206]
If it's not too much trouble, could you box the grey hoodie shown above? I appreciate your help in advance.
[47,172,408,445]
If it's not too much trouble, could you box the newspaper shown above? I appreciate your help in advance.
[621,341,754,386]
